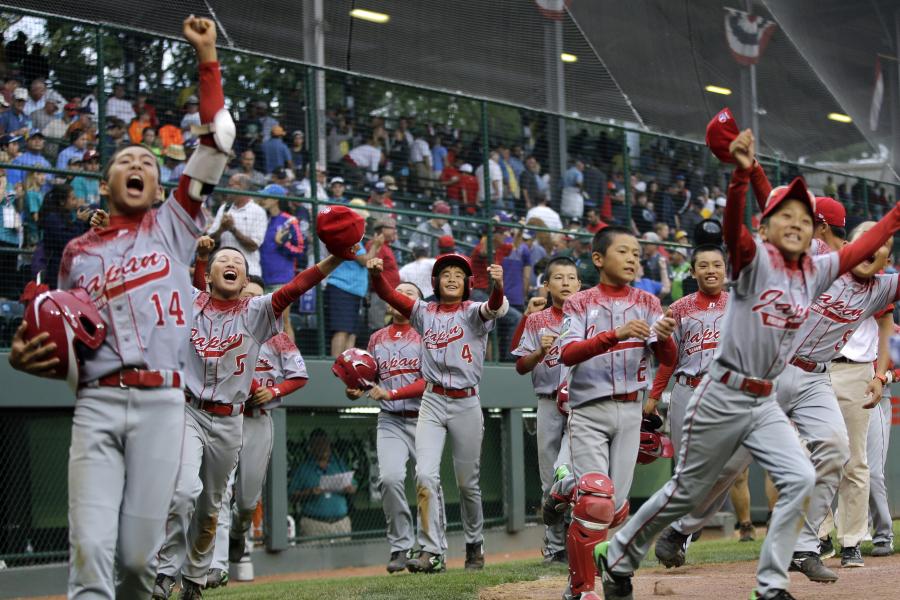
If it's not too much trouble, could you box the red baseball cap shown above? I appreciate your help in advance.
[761,177,816,220]
[437,234,455,249]
[705,107,740,164]
[317,205,365,259]
[813,196,846,228]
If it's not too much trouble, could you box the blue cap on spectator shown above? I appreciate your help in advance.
[28,128,45,139]
[675,174,686,181]
[262,184,287,196]
[0,134,23,146]
[373,181,387,193]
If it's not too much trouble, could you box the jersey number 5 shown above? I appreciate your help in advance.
[150,291,185,327]
[461,344,473,363]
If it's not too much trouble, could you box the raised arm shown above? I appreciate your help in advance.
[368,258,415,318]
[724,166,757,277]
[835,204,900,275]
[271,255,344,316]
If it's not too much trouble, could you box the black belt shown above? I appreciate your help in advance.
[832,356,865,364]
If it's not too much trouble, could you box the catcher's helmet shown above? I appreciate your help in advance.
[23,288,106,387]
[556,381,570,416]
[431,253,474,301]
[332,348,378,390]
[693,218,723,248]
[637,414,674,465]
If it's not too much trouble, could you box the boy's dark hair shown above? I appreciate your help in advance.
[101,143,162,181]
[247,274,265,289]
[591,225,634,255]
[545,255,579,278]
[206,245,249,274]
[690,244,725,269]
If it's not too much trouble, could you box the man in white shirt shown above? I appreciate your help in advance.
[347,136,383,185]
[409,132,432,194]
[525,193,563,232]
[476,150,503,208]
[398,247,437,300]
[23,79,64,117]
[106,83,136,124]
[208,173,269,277]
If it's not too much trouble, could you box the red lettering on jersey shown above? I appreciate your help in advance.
[543,345,561,368]
[378,355,422,378]
[686,328,721,345]
[256,357,275,372]
[190,328,245,358]
[811,294,865,324]
[422,325,464,349]
[78,253,171,303]
[751,290,807,330]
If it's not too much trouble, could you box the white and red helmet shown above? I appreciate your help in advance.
[637,414,675,465]
[431,253,474,301]
[23,288,106,387]
[332,348,378,390]
[556,381,570,416]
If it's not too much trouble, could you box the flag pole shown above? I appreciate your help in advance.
[746,0,760,144]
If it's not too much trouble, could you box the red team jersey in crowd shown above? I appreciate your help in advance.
[252,332,308,411]
[410,300,496,389]
[560,284,663,408]
[511,306,568,395]
[186,291,281,404]
[367,322,424,413]
[59,197,205,383]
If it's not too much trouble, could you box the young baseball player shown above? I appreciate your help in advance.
[511,256,580,565]
[646,244,728,460]
[866,356,898,557]
[547,225,676,600]
[9,16,233,600]
[343,282,435,573]
[153,221,359,597]
[206,275,309,588]
[367,252,508,573]
[595,130,900,600]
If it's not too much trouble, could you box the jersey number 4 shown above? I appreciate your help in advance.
[461,344,473,363]
[150,291,185,327]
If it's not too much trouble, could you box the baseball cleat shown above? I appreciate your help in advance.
[179,579,203,600]
[204,568,229,589]
[840,545,864,568]
[738,521,755,542]
[387,549,413,573]
[871,541,894,557]
[543,465,574,526]
[465,541,485,570]
[788,552,837,583]
[228,534,247,563]
[654,525,688,568]
[593,541,633,600]
[151,573,176,600]
[406,551,446,573]
[749,589,797,600]
[818,536,835,559]
[542,548,568,566]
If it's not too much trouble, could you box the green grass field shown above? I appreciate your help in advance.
[203,523,900,600]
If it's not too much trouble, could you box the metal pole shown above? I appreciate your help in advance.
[95,25,106,166]
[480,100,498,360]
[303,0,327,164]
[622,134,631,229]
[746,0,760,141]
[306,66,326,357]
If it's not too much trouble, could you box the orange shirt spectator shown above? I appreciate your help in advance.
[158,123,184,151]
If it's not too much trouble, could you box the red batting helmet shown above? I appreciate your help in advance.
[432,253,474,301]
[23,288,106,386]
[637,416,674,465]
[556,381,570,416]
[332,348,378,390]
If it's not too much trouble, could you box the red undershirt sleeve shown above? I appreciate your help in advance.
[748,162,772,212]
[509,315,528,354]
[272,377,308,398]
[560,330,619,366]
[515,356,533,375]
[836,205,900,275]
[271,266,325,316]
[488,284,504,310]
[724,166,757,277]
[389,379,427,400]
[651,337,677,370]
[650,356,676,399]
[371,272,415,318]
[193,258,207,291]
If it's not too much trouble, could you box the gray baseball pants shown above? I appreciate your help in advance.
[415,390,483,555]
[568,398,642,513]
[68,386,184,600]
[607,365,815,599]
[537,395,570,554]
[671,365,848,555]
[667,381,694,460]
[156,404,243,587]
[867,392,893,546]
[211,410,274,571]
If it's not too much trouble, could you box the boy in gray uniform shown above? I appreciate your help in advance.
[596,130,900,600]
[368,253,508,573]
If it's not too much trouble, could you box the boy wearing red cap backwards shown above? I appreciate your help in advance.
[367,252,508,573]
[595,128,900,600]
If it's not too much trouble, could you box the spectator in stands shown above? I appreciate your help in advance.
[0,87,30,136]
[64,106,95,142]
[157,109,183,151]
[105,83,135,123]
[251,100,280,143]
[29,94,61,132]
[609,188,629,226]
[386,127,410,191]
[498,145,520,211]
[159,144,186,183]
[257,183,304,341]
[7,130,49,191]
[408,200,452,255]
[289,130,306,175]
[290,429,357,539]
[584,207,607,234]
[679,197,704,243]
[525,192,562,232]
[0,183,23,299]
[208,174,268,277]
[128,105,154,144]
[140,127,162,161]
[261,125,293,174]
[440,155,463,206]
[56,130,88,170]
[632,261,663,298]
[508,145,525,179]
[329,177,347,203]
[712,195,726,222]
[325,233,383,356]
[583,158,607,213]
[631,191,656,234]
[409,130,432,195]
[366,181,395,217]
[476,150,503,209]
[23,170,47,243]
[381,175,400,202]
[39,184,92,289]
[0,134,22,164]
[346,133,383,186]
[1,75,20,107]
[668,247,690,302]
[180,95,201,141]
[133,92,158,127]
[502,226,532,314]
[671,174,691,215]
[399,246,437,300]
[101,117,127,158]
[823,176,837,199]
[367,216,399,331]
[458,163,479,215]
[326,116,353,171]
[294,164,329,202]
[228,149,267,188]
[431,134,447,185]
[641,232,671,298]
[560,229,599,288]
[560,159,585,222]
[23,79,60,116]
[72,150,100,205]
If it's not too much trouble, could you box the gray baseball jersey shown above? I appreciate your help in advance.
[511,306,568,394]
[367,323,424,412]
[59,195,205,382]
[559,286,662,408]
[252,332,308,410]
[185,291,281,404]
[667,291,729,377]
[410,300,495,388]
[715,238,838,380]
[791,273,899,363]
